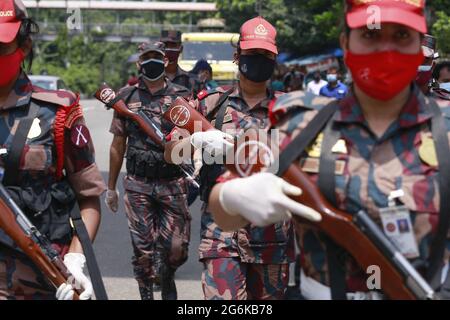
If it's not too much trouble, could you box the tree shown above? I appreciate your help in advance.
[216,0,450,56]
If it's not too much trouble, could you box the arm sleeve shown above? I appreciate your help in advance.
[109,110,127,136]
[64,116,106,199]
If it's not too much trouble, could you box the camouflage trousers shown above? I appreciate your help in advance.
[201,257,289,300]
[0,248,55,300]
[123,176,191,289]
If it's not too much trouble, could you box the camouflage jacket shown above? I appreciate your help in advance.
[264,86,450,291]
[173,84,295,264]
[110,77,191,192]
[0,71,106,249]
[169,66,201,98]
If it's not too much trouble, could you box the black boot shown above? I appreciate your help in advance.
[153,251,163,292]
[161,265,177,300]
[139,284,154,300]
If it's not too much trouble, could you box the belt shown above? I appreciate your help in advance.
[300,270,384,300]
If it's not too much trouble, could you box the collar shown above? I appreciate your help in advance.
[137,77,176,96]
[335,85,433,129]
[0,71,33,111]
[228,83,276,106]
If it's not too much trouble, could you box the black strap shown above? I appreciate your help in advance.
[324,238,347,300]
[3,102,40,186]
[424,98,450,288]
[206,87,235,129]
[69,208,109,300]
[124,86,138,106]
[318,119,341,207]
[275,101,338,177]
[317,120,348,299]
[274,101,346,299]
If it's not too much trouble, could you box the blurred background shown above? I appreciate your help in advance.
[24,0,450,97]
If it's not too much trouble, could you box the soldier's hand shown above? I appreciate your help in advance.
[190,131,234,156]
[218,172,322,227]
[57,253,93,300]
[105,189,119,213]
[56,283,74,300]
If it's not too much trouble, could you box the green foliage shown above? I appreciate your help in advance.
[217,0,449,56]
[432,11,450,58]
[26,1,450,95]
[32,30,136,96]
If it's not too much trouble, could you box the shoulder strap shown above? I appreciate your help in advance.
[3,101,40,186]
[317,120,348,300]
[69,208,109,300]
[123,86,138,106]
[275,101,338,177]
[424,98,450,288]
[206,87,235,130]
[274,100,345,299]
[318,119,341,207]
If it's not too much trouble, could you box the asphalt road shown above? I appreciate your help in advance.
[82,99,204,300]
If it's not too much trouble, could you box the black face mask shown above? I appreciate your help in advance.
[140,59,165,81]
[239,54,275,83]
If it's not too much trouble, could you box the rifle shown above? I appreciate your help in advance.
[94,83,199,188]
[163,97,437,300]
[0,168,80,300]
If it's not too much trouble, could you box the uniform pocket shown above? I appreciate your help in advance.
[21,145,52,171]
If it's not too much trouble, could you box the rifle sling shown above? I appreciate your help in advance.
[3,101,40,186]
[275,101,343,299]
[69,208,109,300]
[318,119,348,299]
[206,87,235,130]
[276,101,338,177]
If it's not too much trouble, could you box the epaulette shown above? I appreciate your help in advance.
[31,87,79,108]
[269,90,334,126]
[197,87,226,101]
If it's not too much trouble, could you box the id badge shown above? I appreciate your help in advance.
[379,205,420,259]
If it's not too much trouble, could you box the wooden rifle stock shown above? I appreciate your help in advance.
[95,84,199,187]
[0,183,80,300]
[94,83,165,147]
[163,97,437,300]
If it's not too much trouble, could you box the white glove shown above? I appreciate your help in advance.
[56,253,93,300]
[105,189,119,213]
[219,172,322,227]
[190,131,234,156]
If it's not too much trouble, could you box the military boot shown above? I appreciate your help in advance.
[161,265,177,300]
[138,282,154,300]
[153,251,163,292]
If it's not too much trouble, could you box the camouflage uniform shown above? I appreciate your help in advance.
[0,72,106,300]
[159,30,201,97]
[261,87,450,298]
[173,85,295,300]
[170,66,201,98]
[109,77,191,295]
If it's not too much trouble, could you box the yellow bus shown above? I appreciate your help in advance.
[180,32,240,85]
